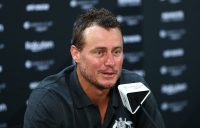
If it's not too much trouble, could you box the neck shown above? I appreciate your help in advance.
[83,85,110,124]
[84,84,110,104]
[76,68,111,124]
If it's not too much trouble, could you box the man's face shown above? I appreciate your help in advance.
[72,25,123,90]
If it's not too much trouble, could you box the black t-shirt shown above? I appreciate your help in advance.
[24,65,165,128]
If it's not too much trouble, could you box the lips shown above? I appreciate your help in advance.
[100,71,117,78]
[103,72,115,75]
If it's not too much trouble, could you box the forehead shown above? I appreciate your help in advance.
[82,25,123,48]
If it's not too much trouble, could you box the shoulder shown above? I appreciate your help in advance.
[24,65,76,127]
[27,65,75,109]
[120,69,147,85]
[38,64,75,90]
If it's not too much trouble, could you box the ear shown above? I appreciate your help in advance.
[70,45,80,63]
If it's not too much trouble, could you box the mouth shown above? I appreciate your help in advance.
[101,71,117,78]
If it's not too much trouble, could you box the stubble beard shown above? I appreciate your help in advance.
[79,65,121,90]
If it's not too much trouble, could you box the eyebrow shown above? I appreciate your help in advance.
[90,46,122,54]
[93,46,123,50]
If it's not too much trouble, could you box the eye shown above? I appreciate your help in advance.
[94,50,105,57]
[113,49,122,56]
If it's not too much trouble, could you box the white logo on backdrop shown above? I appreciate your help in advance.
[123,34,142,44]
[117,0,141,7]
[0,3,3,9]
[0,24,4,32]
[25,40,55,52]
[25,59,55,71]
[160,0,182,4]
[124,52,144,63]
[23,21,53,32]
[0,103,7,112]
[161,101,188,112]
[26,3,50,12]
[69,0,99,10]
[161,10,185,23]
[161,83,188,95]
[162,48,184,58]
[117,15,143,26]
[0,65,3,73]
[160,64,187,76]
[159,28,186,41]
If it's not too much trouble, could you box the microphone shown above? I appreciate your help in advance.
[118,82,151,114]
[118,82,159,128]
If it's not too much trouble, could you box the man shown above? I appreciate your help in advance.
[24,8,165,128]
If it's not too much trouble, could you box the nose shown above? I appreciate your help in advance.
[104,53,115,67]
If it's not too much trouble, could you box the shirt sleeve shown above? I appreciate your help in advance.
[23,88,62,128]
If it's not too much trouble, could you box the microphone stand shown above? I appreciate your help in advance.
[139,103,159,128]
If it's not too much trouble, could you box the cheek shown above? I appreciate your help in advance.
[91,60,103,69]
[81,56,101,69]
[116,57,123,66]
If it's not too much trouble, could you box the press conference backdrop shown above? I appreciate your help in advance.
[0,0,199,128]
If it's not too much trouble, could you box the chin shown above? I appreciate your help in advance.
[96,84,115,90]
[101,81,116,88]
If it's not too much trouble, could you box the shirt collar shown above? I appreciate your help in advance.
[69,69,92,108]
[69,67,119,109]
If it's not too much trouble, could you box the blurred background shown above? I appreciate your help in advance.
[0,0,199,128]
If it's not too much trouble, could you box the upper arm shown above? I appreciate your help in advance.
[23,89,62,128]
